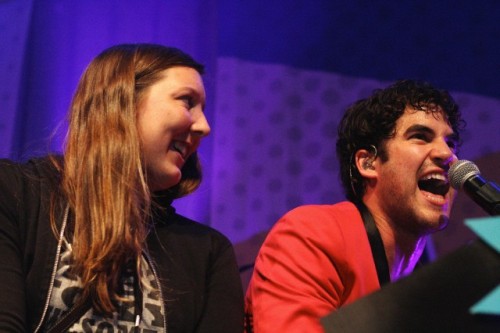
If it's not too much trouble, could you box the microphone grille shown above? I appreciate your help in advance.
[448,159,480,189]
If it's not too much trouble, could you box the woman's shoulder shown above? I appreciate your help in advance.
[0,155,60,195]
[162,212,232,245]
[0,155,61,179]
[148,211,237,280]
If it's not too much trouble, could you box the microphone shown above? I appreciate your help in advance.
[448,160,500,216]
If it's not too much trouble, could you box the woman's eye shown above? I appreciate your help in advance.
[179,96,194,109]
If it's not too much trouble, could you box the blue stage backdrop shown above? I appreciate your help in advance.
[1,1,499,267]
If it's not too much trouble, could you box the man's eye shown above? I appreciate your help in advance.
[410,133,428,141]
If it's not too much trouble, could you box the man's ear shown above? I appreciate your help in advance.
[354,149,377,178]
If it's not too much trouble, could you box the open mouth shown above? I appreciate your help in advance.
[171,141,188,158]
[418,173,450,197]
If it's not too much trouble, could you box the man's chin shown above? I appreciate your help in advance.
[435,214,450,232]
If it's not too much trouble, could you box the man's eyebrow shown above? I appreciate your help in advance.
[404,124,435,135]
[405,124,457,141]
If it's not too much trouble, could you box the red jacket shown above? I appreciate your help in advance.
[245,201,380,332]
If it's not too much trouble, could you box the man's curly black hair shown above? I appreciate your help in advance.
[336,79,466,201]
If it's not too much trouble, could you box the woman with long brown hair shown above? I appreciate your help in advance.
[0,44,244,332]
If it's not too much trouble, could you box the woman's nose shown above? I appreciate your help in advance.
[191,110,211,137]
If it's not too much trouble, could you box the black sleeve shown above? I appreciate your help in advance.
[195,235,244,333]
[0,160,27,332]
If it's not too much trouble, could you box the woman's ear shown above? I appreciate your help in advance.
[354,148,377,178]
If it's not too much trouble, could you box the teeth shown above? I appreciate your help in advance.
[420,173,447,181]
[172,142,187,157]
